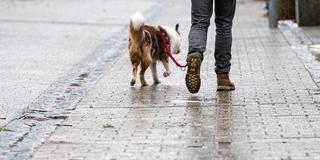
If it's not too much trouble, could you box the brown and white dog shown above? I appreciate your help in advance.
[128,12,182,86]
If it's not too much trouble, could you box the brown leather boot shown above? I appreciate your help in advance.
[217,74,235,91]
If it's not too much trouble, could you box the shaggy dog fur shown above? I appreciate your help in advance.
[128,12,182,86]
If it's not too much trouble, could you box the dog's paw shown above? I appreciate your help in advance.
[130,79,136,86]
[163,71,171,77]
[141,80,148,86]
[141,83,148,87]
[154,79,161,84]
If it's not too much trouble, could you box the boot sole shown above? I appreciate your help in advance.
[185,57,201,93]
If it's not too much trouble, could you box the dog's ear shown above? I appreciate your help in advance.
[175,23,180,34]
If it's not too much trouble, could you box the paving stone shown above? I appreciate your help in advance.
[31,0,320,160]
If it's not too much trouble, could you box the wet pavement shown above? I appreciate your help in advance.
[279,21,320,89]
[0,0,159,159]
[0,0,157,127]
[2,0,320,159]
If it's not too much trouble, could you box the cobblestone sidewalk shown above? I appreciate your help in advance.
[31,0,320,159]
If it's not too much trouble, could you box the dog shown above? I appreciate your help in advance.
[128,12,182,86]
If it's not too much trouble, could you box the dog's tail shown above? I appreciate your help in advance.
[129,12,152,64]
[130,12,144,39]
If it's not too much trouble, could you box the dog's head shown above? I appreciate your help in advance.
[161,24,182,55]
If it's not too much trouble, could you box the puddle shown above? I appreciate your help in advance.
[171,97,216,105]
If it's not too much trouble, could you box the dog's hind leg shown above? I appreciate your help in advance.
[140,61,149,86]
[130,52,140,86]
[130,62,139,86]
[140,40,152,86]
[150,61,160,84]
[162,59,171,77]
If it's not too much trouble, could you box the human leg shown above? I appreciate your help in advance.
[186,0,213,93]
[214,0,236,91]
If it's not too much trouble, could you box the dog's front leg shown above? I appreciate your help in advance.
[162,60,171,77]
[151,61,160,84]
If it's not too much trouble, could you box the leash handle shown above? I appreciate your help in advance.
[159,31,187,68]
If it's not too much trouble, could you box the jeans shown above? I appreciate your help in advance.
[188,0,236,74]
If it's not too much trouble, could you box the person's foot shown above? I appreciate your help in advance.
[185,52,202,93]
[217,74,235,91]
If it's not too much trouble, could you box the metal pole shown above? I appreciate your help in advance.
[269,0,278,28]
